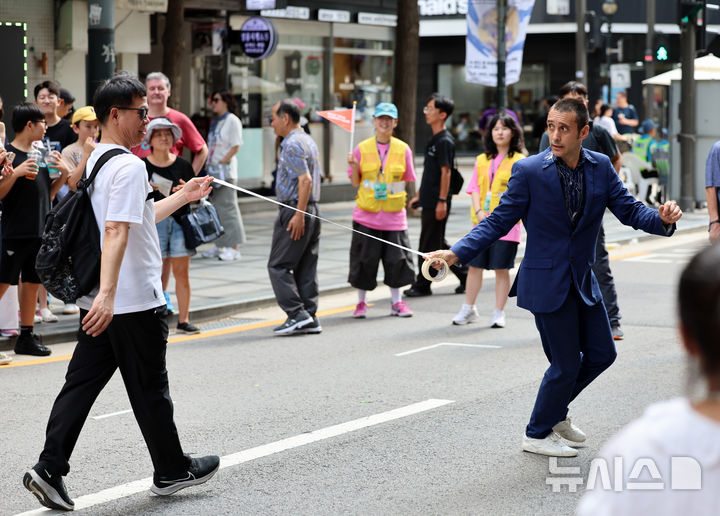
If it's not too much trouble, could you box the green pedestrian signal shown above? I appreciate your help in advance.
[656,46,668,61]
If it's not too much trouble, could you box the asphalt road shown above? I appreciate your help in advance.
[1,231,710,516]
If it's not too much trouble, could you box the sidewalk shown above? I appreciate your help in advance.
[1,184,710,348]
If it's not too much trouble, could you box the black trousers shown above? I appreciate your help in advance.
[39,307,186,477]
[412,204,467,290]
[592,224,621,327]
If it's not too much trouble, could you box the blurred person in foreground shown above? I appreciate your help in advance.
[427,98,682,457]
[577,243,720,515]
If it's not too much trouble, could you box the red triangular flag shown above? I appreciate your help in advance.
[316,109,353,132]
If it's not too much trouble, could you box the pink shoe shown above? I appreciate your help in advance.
[391,301,413,317]
[1,329,18,337]
[353,301,367,319]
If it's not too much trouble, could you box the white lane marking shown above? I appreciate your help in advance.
[395,342,502,357]
[15,399,454,515]
[91,409,133,420]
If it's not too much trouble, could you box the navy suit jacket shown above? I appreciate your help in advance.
[451,149,673,314]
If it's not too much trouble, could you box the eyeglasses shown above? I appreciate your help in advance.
[33,119,48,125]
[423,106,437,113]
[114,106,149,120]
[210,97,222,103]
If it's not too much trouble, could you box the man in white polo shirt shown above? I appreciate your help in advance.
[22,73,218,512]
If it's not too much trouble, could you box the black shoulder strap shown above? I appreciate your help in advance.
[77,148,129,190]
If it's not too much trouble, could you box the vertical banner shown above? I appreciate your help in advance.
[465,0,535,87]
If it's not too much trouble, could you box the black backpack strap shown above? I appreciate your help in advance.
[77,148,129,190]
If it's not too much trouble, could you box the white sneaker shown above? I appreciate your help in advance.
[522,432,578,457]
[201,245,219,258]
[34,314,42,324]
[62,303,80,315]
[552,417,587,443]
[452,304,479,325]
[39,308,58,323]
[218,247,241,261]
[491,309,506,328]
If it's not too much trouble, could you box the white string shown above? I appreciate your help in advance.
[211,178,429,258]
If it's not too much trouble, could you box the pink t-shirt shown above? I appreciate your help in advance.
[347,142,416,231]
[467,154,522,243]
[131,108,206,159]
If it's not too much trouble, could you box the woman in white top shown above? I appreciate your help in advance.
[595,104,628,143]
[203,89,246,261]
[577,243,720,516]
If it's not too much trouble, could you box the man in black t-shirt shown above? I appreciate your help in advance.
[406,93,468,296]
[539,81,625,340]
[0,103,69,356]
[34,81,77,152]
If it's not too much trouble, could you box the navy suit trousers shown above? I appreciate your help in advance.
[525,287,617,439]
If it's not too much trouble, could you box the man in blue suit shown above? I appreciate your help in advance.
[428,98,682,457]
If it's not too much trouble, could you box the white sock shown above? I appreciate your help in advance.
[357,290,367,303]
[390,288,402,304]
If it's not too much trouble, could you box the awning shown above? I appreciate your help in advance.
[642,53,720,85]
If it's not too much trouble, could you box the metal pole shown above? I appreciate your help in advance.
[87,0,115,104]
[575,0,587,82]
[496,0,507,110]
[644,0,656,120]
[679,20,696,211]
[605,17,612,103]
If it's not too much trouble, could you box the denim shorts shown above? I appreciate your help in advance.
[156,217,196,258]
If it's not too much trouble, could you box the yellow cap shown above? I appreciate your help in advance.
[72,106,97,125]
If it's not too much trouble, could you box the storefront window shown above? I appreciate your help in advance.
[437,62,547,155]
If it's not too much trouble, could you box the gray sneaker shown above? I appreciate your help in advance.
[273,315,313,335]
[297,316,322,334]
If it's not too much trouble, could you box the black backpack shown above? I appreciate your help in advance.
[35,148,128,302]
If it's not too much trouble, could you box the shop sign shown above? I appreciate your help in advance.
[318,9,351,23]
[358,12,397,26]
[419,0,468,16]
[116,0,167,12]
[239,16,278,60]
[546,0,570,15]
[260,6,310,20]
[247,0,280,9]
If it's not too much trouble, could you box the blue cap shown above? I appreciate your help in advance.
[374,102,398,119]
[641,119,656,134]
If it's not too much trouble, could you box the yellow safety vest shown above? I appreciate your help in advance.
[356,136,408,213]
[470,152,525,225]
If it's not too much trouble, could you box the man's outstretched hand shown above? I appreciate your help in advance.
[425,249,459,269]
[658,200,682,225]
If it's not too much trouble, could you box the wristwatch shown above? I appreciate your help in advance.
[709,219,720,231]
[438,197,447,203]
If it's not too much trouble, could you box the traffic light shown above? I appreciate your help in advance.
[586,10,602,52]
[679,1,704,24]
[656,46,669,61]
